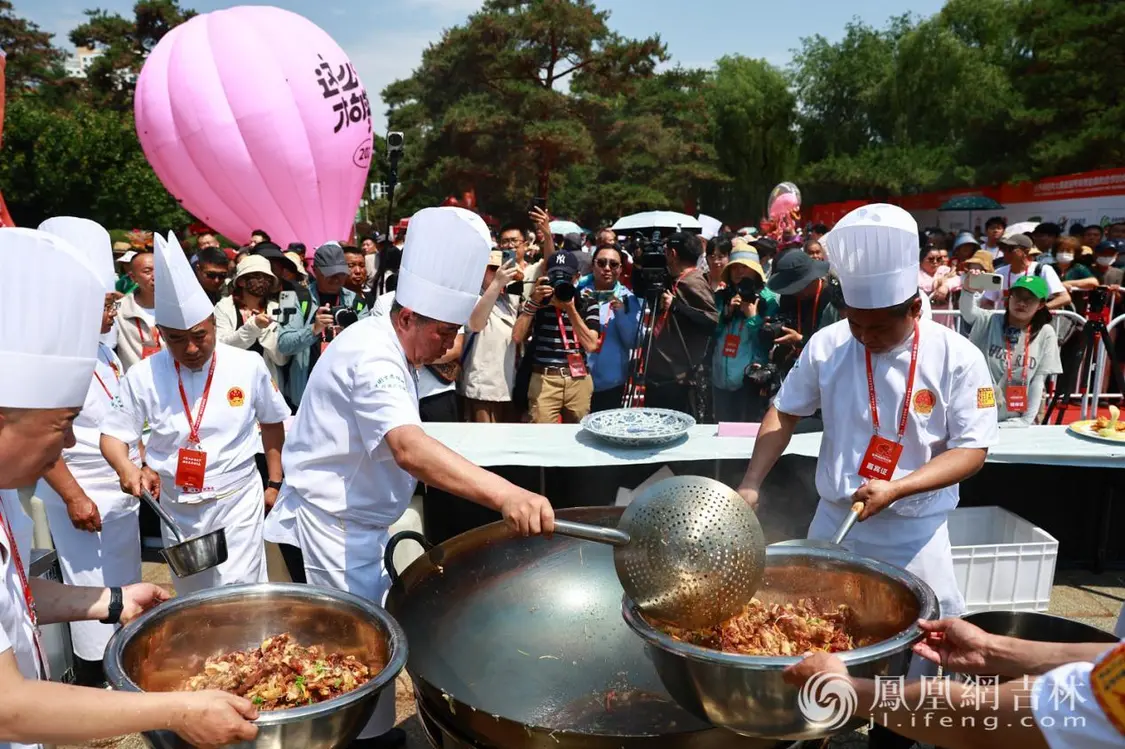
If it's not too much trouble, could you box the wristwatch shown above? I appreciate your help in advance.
[267,480,283,490]
[100,587,123,625]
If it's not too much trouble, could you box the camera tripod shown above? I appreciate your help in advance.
[622,294,658,408]
[1045,294,1122,423]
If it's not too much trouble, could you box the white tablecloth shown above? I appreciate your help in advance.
[422,423,1125,470]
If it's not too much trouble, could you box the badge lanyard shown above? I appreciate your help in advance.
[654,267,698,337]
[0,506,47,678]
[1005,327,1032,413]
[796,280,823,338]
[135,319,161,351]
[556,308,588,378]
[175,352,218,447]
[722,317,746,358]
[858,322,919,481]
[92,351,121,402]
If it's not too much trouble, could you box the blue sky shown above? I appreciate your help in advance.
[20,0,945,129]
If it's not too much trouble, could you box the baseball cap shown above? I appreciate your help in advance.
[1011,275,1048,300]
[545,251,579,276]
[999,233,1033,251]
[766,248,829,295]
[1095,239,1123,254]
[313,242,347,276]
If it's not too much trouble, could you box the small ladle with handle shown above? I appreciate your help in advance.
[139,488,228,577]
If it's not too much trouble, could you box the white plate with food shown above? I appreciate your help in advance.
[1068,405,1125,443]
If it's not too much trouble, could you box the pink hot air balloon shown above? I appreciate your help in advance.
[135,6,373,252]
[767,182,802,221]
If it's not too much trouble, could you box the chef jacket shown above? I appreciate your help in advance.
[0,490,42,749]
[1032,641,1125,749]
[774,318,999,518]
[279,314,422,527]
[101,343,290,502]
[65,344,141,493]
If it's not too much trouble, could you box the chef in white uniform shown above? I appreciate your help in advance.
[266,207,556,749]
[0,228,258,749]
[31,217,142,687]
[101,232,289,595]
[736,204,1000,748]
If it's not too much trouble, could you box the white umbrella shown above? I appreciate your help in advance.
[549,220,583,236]
[612,211,702,232]
[1003,221,1039,238]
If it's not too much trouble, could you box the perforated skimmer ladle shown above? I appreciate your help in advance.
[551,476,766,630]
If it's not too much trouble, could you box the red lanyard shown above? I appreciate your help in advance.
[864,322,920,442]
[0,505,46,677]
[135,319,160,346]
[92,351,121,401]
[797,280,823,335]
[555,309,576,353]
[1006,327,1031,386]
[174,351,218,445]
[655,268,697,336]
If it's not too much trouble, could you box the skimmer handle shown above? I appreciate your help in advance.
[831,501,865,545]
[552,520,631,547]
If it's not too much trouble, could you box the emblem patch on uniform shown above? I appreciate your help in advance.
[373,374,409,392]
[1090,643,1125,736]
[976,387,995,408]
[227,387,245,407]
[913,389,936,415]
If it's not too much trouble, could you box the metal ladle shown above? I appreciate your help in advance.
[549,476,766,630]
[139,489,228,577]
[769,500,864,550]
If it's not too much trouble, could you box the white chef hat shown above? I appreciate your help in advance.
[397,207,492,324]
[0,228,104,408]
[824,203,920,310]
[155,231,214,330]
[38,217,115,293]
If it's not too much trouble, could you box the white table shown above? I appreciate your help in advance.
[423,423,1125,470]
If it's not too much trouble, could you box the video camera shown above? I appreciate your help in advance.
[625,230,670,299]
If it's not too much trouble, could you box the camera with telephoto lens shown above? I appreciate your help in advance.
[744,362,782,396]
[545,272,576,303]
[323,305,359,342]
[1087,285,1110,317]
[758,313,795,346]
[626,230,670,299]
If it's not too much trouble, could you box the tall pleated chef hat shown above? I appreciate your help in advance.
[155,230,214,330]
[397,207,492,325]
[0,228,104,408]
[824,203,920,310]
[38,217,116,293]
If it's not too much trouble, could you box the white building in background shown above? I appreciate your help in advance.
[64,46,102,78]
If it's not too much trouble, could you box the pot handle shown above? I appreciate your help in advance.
[385,530,432,587]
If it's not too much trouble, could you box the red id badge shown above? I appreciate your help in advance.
[1006,385,1028,413]
[567,352,588,378]
[140,344,161,359]
[175,448,207,492]
[722,334,740,358]
[858,435,902,481]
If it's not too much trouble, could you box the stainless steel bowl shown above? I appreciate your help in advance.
[622,546,938,740]
[104,582,407,749]
[962,611,1119,644]
[160,528,228,578]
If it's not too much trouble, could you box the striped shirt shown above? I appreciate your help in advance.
[531,300,600,367]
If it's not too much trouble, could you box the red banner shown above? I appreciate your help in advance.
[0,49,13,227]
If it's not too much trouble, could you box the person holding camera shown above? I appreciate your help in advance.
[580,245,642,412]
[763,249,841,367]
[646,232,719,417]
[711,249,778,423]
[277,242,367,408]
[512,251,601,423]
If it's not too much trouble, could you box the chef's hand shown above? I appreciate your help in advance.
[852,479,898,521]
[173,691,259,747]
[782,652,849,688]
[499,488,555,536]
[119,583,172,624]
[264,486,279,512]
[736,485,760,511]
[120,465,161,500]
[67,493,102,533]
[912,618,994,674]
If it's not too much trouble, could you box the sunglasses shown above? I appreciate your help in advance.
[595,258,621,269]
[202,271,227,281]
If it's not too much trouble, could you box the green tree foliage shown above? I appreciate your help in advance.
[0,96,188,228]
[69,0,195,110]
[0,0,65,94]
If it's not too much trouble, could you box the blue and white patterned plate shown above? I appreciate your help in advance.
[580,408,695,447]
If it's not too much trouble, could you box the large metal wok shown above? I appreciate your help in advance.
[384,507,790,749]
[104,582,407,749]
[622,546,939,740]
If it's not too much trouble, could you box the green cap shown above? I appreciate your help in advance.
[1011,275,1049,300]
